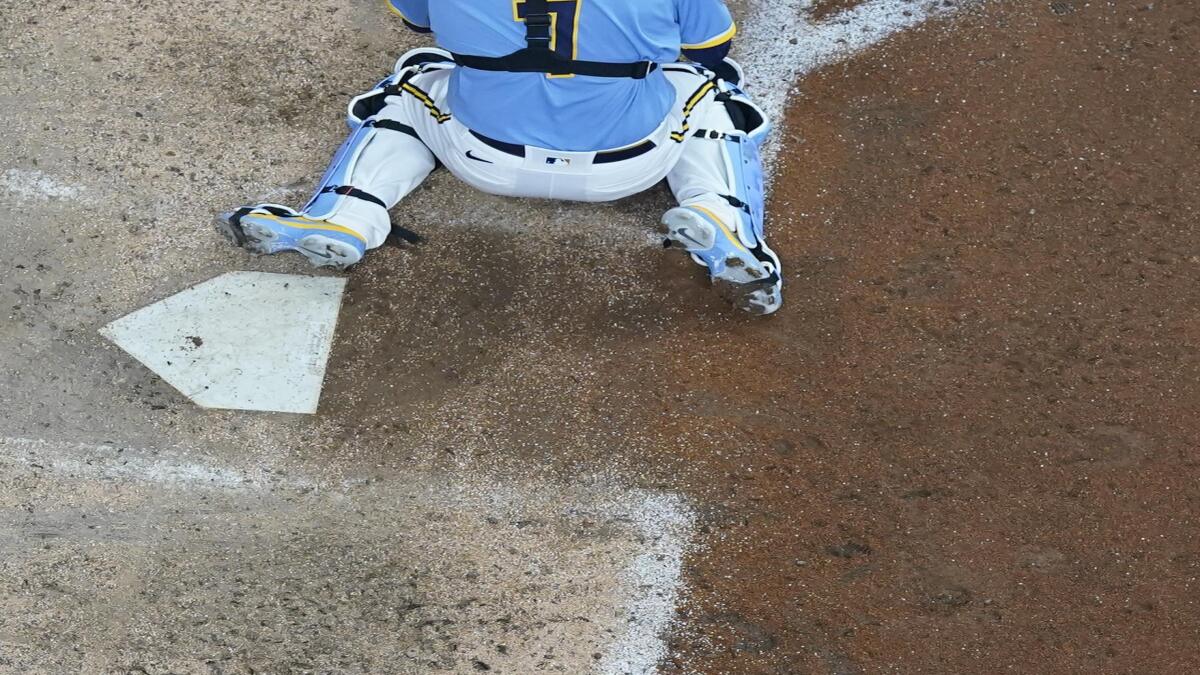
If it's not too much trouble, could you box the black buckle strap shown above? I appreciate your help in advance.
[318,187,424,246]
[388,225,424,246]
[369,119,420,139]
[524,5,552,46]
[382,67,420,97]
[722,194,752,215]
[322,185,387,209]
[450,0,657,80]
[470,129,655,164]
[453,51,657,79]
[524,0,551,41]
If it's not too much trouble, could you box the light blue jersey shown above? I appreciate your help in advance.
[387,0,736,151]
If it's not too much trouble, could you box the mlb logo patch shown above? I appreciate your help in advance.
[545,157,572,166]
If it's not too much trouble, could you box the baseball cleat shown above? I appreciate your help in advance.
[661,205,783,316]
[215,205,367,270]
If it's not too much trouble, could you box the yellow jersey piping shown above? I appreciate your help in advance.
[384,1,431,29]
[681,23,737,50]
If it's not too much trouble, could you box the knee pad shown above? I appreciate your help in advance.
[715,77,771,146]
[394,46,455,73]
[710,57,745,88]
[312,49,452,219]
[348,77,400,128]
[346,48,455,127]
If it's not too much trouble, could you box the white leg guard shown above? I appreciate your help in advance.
[663,70,782,314]
[299,50,453,249]
[302,117,437,249]
[667,88,769,248]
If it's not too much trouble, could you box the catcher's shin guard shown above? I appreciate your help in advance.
[665,132,783,315]
[302,50,451,240]
[725,130,768,246]
[665,71,782,314]
[301,119,383,221]
[346,48,456,127]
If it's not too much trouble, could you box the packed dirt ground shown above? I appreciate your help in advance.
[322,0,1200,671]
[2,0,1198,673]
[664,1,1200,671]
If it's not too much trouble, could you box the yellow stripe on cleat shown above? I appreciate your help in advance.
[246,213,368,244]
[681,23,738,50]
[690,206,748,253]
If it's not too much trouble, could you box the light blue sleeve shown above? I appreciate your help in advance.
[675,0,737,50]
[386,0,430,30]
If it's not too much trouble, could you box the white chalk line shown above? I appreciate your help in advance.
[0,436,304,490]
[0,168,87,202]
[595,492,696,675]
[1,434,694,675]
[602,1,978,671]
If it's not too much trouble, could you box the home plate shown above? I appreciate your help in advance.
[100,271,346,414]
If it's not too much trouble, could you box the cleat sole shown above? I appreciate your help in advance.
[296,235,362,270]
[714,275,782,316]
[660,206,784,316]
[215,211,363,271]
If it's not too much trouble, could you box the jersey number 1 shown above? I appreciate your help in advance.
[513,0,581,77]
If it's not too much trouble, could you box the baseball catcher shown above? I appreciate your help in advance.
[218,0,783,315]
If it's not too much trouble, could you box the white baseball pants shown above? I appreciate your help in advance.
[325,62,746,249]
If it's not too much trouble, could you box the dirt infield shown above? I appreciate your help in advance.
[664,1,1200,672]
[3,0,1198,672]
[282,1,1200,671]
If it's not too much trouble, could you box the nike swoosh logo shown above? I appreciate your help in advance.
[465,150,494,164]
[298,246,333,260]
[674,227,704,248]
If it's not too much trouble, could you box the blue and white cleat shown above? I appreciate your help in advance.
[215,204,367,270]
[661,205,783,316]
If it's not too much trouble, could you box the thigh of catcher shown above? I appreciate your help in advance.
[383,69,526,196]
[409,120,684,203]
[394,69,694,203]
